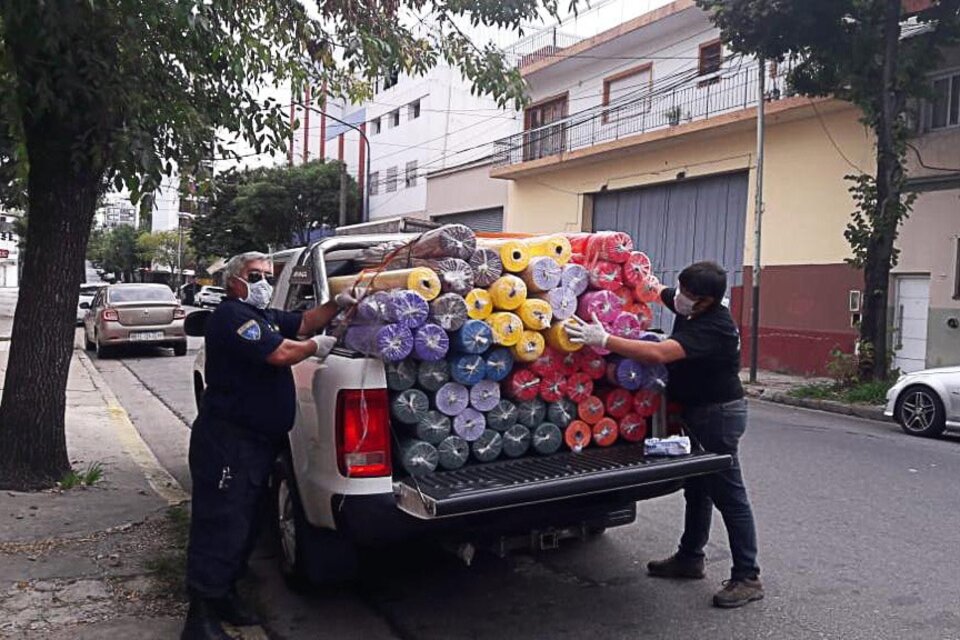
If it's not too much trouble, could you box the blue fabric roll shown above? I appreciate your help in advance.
[484,347,515,382]
[449,354,487,386]
[451,319,494,354]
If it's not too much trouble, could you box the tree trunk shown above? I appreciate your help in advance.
[0,133,102,490]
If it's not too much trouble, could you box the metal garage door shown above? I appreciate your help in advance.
[433,207,504,232]
[593,172,749,328]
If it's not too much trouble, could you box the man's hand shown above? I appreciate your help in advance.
[310,335,338,359]
[565,314,609,348]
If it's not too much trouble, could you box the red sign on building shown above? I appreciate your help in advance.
[0,249,9,259]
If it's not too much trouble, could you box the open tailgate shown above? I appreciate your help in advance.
[394,446,730,520]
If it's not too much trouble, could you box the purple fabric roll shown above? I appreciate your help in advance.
[429,293,469,332]
[540,287,578,321]
[470,380,501,412]
[607,356,647,391]
[355,291,391,324]
[413,323,449,362]
[384,290,430,329]
[436,382,470,417]
[643,364,669,392]
[469,248,504,288]
[376,324,414,362]
[522,257,563,293]
[454,407,487,442]
[561,264,590,296]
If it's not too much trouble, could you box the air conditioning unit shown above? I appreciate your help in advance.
[849,290,863,313]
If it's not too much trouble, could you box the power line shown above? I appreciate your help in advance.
[809,99,867,174]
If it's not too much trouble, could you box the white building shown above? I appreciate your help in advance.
[150,173,183,232]
[0,211,20,288]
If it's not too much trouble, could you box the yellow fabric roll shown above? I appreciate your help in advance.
[488,275,528,311]
[486,312,524,347]
[406,267,442,301]
[512,330,546,363]
[517,298,553,331]
[327,267,441,301]
[465,289,493,320]
[478,238,531,273]
[525,235,573,266]
[545,319,583,353]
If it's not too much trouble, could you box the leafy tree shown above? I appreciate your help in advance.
[94,225,142,283]
[0,1,577,489]
[696,0,960,381]
[190,168,268,260]
[137,229,192,274]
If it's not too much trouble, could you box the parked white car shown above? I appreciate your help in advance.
[885,366,960,437]
[76,283,107,325]
[195,285,225,308]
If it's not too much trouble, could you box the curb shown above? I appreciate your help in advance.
[745,387,887,422]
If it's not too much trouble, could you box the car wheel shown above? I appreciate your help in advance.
[95,334,113,359]
[896,385,946,438]
[173,342,187,357]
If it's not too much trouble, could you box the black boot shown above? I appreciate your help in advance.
[180,597,232,640]
[208,588,263,627]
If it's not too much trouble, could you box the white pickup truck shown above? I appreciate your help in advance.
[189,234,731,587]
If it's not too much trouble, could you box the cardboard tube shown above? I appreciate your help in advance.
[328,267,441,301]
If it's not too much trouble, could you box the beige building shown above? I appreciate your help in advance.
[425,158,507,231]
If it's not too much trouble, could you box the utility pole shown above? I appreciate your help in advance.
[338,161,348,227]
[749,59,766,384]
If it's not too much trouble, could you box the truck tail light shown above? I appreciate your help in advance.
[336,388,392,478]
[173,307,186,319]
[101,309,119,322]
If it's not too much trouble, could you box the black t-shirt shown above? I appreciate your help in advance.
[662,288,744,407]
[202,298,303,437]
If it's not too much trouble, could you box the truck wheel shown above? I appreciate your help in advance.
[173,342,187,357]
[273,452,358,591]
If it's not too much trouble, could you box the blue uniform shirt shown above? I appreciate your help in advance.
[202,298,303,437]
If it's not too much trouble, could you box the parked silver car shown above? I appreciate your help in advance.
[81,283,187,358]
[885,366,960,437]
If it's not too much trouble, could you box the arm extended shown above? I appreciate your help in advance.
[605,335,686,365]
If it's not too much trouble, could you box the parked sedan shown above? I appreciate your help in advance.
[82,283,187,358]
[76,283,107,325]
[196,285,225,308]
[885,366,960,437]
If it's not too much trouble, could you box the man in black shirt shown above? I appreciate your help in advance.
[566,261,762,608]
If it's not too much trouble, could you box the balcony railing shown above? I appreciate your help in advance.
[494,62,793,168]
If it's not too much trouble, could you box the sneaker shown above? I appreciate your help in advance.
[646,553,706,579]
[713,578,764,608]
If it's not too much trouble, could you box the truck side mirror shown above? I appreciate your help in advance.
[184,309,212,337]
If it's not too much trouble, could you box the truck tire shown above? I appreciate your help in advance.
[273,452,358,591]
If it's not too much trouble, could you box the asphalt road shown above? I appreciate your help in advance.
[88,334,960,640]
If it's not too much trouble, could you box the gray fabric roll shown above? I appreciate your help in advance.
[398,439,439,476]
[516,398,547,428]
[547,399,578,428]
[385,359,418,392]
[429,293,469,332]
[471,429,503,463]
[415,410,452,445]
[502,425,532,458]
[486,399,519,432]
[391,389,430,425]
[437,435,470,470]
[531,423,563,455]
[417,360,450,393]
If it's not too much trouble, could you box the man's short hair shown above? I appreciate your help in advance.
[224,251,270,280]
[679,261,727,300]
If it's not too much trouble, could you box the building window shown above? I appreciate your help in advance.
[369,171,379,196]
[405,161,418,187]
[930,72,960,130]
[389,109,401,128]
[377,69,399,93]
[371,118,382,135]
[523,94,568,161]
[408,99,421,120]
[602,63,653,124]
[385,166,398,193]
[698,40,723,77]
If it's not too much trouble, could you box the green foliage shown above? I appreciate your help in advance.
[825,347,860,388]
[137,230,191,273]
[788,382,836,401]
[788,379,893,405]
[58,461,104,489]
[88,225,141,281]
[189,171,261,259]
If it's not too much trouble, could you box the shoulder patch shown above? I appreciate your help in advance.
[237,319,261,341]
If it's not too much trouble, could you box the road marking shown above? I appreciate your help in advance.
[77,350,189,505]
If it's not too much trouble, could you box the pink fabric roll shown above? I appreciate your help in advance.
[577,290,623,324]
[610,312,645,340]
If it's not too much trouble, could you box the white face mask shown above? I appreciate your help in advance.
[239,277,273,310]
[675,291,697,317]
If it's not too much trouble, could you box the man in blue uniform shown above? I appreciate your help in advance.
[181,251,341,640]
[566,261,762,609]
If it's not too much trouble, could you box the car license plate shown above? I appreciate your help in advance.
[130,331,164,341]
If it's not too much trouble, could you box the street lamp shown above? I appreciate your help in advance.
[176,212,195,298]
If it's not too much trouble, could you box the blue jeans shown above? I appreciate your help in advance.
[677,399,760,581]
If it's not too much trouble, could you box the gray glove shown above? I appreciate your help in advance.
[310,335,338,359]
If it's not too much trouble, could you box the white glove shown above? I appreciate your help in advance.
[565,314,609,348]
[310,335,338,359]
[334,292,357,308]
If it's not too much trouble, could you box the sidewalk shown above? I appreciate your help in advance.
[740,370,887,421]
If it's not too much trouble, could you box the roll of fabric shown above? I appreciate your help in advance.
[518,299,553,331]
[577,396,606,425]
[505,369,541,402]
[606,357,647,391]
[544,319,583,353]
[398,439,439,476]
[561,263,590,297]
[345,324,414,362]
[511,330,545,363]
[601,388,634,419]
[564,421,592,451]
[486,399,519,432]
[449,354,487,386]
[634,273,662,303]
[384,290,430,329]
[539,372,566,403]
[530,349,560,378]
[562,373,594,403]
[429,293,469,332]
[588,261,624,291]
[413,323,449,362]
[557,350,580,376]
[487,312,524,347]
[577,290,623,325]
[437,435,470,470]
[327,267,441,302]
[355,291,392,324]
[469,248,504,288]
[633,389,663,417]
[622,251,652,286]
[589,231,634,264]
[521,257,563,293]
[575,350,607,381]
[385,359,418,391]
[436,382,470,417]
[537,287,577,321]
[547,399,578,428]
[465,289,494,320]
[502,425,532,458]
[470,380,501,412]
[619,413,648,443]
[424,257,475,296]
[566,233,591,255]
[391,389,430,425]
[644,364,669,392]
[417,360,450,393]
[416,224,477,260]
[516,398,547,428]
[471,429,503,462]
[592,418,619,447]
[454,408,487,442]
[415,410,452,445]
[451,319,494,354]
[488,275,528,311]
[610,313,645,341]
[532,423,563,455]
[477,238,531,273]
[623,302,654,330]
[613,286,634,307]
[525,235,573,265]
[484,347,515,382]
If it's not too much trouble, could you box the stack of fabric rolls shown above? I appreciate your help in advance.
[331,225,667,476]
